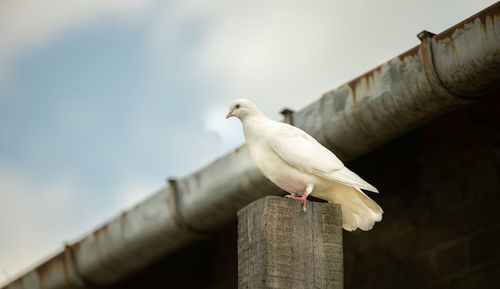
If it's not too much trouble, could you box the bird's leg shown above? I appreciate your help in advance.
[285,184,313,211]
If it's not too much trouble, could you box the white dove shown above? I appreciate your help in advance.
[226,99,383,231]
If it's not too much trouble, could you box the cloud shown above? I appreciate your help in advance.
[203,105,245,150]
[0,164,161,287]
[0,0,153,86]
[120,102,231,177]
[0,165,80,286]
[149,0,497,120]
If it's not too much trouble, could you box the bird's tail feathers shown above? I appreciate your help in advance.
[323,185,383,231]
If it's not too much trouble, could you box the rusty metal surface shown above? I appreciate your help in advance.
[433,2,500,97]
[280,108,295,125]
[3,3,499,289]
[294,3,499,161]
[69,187,204,285]
[4,248,84,289]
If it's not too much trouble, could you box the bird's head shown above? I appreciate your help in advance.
[226,99,263,121]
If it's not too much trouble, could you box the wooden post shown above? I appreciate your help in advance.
[238,196,343,289]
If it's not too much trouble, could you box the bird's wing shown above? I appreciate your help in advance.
[269,122,378,193]
[269,122,344,174]
[318,167,379,193]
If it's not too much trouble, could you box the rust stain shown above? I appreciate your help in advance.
[64,242,98,288]
[64,245,78,279]
[397,45,419,62]
[92,224,109,238]
[33,252,71,289]
[434,1,499,42]
[69,237,83,258]
[209,157,222,165]
[4,279,24,289]
[480,16,489,41]
[131,202,140,211]
[120,211,128,240]
[347,65,383,105]
[450,41,457,57]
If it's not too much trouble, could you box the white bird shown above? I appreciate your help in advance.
[226,99,383,231]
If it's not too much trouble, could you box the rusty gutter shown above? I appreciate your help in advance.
[3,2,499,288]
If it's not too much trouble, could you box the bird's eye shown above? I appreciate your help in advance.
[235,104,240,109]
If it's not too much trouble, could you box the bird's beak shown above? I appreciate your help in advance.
[225,112,232,119]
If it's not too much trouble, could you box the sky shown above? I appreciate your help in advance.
[0,0,496,285]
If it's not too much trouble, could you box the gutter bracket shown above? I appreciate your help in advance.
[167,179,214,237]
[63,244,98,288]
[417,30,475,100]
[280,108,295,125]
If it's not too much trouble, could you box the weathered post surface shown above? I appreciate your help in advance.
[238,196,343,289]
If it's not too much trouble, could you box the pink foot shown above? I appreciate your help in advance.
[285,194,309,211]
[285,185,313,211]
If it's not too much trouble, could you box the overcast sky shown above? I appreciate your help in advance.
[0,0,495,285]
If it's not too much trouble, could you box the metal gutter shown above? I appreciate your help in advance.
[3,2,499,288]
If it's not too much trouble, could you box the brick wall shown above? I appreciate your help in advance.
[344,92,500,289]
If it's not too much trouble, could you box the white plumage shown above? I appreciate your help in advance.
[226,99,383,231]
